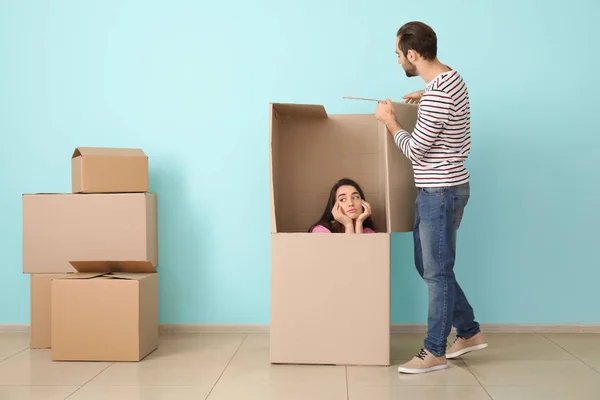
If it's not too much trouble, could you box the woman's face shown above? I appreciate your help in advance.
[335,185,362,220]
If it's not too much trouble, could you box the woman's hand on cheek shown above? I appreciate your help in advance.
[357,200,372,222]
[333,202,354,232]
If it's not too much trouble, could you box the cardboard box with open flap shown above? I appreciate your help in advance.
[71,146,149,193]
[269,101,418,366]
[50,260,158,362]
[22,192,158,274]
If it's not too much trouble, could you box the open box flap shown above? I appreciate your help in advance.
[384,102,419,232]
[68,261,156,274]
[72,147,147,158]
[271,103,328,119]
[103,272,155,281]
[53,272,106,280]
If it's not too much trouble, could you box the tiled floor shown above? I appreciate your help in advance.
[0,331,599,399]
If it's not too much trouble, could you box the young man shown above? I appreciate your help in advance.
[375,21,487,374]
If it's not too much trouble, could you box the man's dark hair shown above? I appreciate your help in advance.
[396,21,437,61]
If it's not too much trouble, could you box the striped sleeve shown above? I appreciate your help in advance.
[393,90,453,161]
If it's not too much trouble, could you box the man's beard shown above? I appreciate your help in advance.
[403,60,417,77]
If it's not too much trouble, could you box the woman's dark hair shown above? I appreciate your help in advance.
[397,21,437,61]
[308,178,375,233]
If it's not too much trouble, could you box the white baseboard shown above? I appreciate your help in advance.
[2,324,599,334]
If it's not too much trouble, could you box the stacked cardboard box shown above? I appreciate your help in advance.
[24,147,159,362]
[269,102,418,366]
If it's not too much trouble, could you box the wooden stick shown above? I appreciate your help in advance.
[342,96,382,102]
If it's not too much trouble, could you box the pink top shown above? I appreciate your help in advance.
[311,225,376,233]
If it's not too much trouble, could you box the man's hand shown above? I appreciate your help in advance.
[375,99,395,125]
[375,99,402,134]
[402,90,424,104]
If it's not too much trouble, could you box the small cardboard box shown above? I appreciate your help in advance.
[51,261,158,362]
[22,193,158,274]
[71,147,148,193]
[269,102,418,366]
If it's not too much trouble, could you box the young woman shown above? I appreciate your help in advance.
[309,178,375,234]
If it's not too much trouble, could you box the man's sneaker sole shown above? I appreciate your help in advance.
[446,343,488,359]
[398,364,448,374]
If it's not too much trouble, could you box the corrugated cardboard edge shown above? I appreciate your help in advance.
[71,156,83,193]
[145,193,159,266]
[269,102,328,234]
[269,103,277,233]
[138,274,159,360]
[3,324,599,335]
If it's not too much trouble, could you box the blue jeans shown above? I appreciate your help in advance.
[413,182,480,357]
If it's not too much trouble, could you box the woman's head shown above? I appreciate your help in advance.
[332,180,364,220]
[309,178,375,232]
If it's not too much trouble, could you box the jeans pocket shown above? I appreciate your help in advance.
[453,194,470,229]
[420,187,445,196]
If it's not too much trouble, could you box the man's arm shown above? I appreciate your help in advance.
[387,90,453,162]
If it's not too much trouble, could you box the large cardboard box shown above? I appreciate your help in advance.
[51,261,158,362]
[71,147,148,193]
[22,193,158,274]
[269,102,418,366]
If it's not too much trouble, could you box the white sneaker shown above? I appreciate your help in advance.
[398,349,448,374]
[446,332,488,359]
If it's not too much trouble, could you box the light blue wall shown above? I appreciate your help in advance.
[1,0,598,325]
